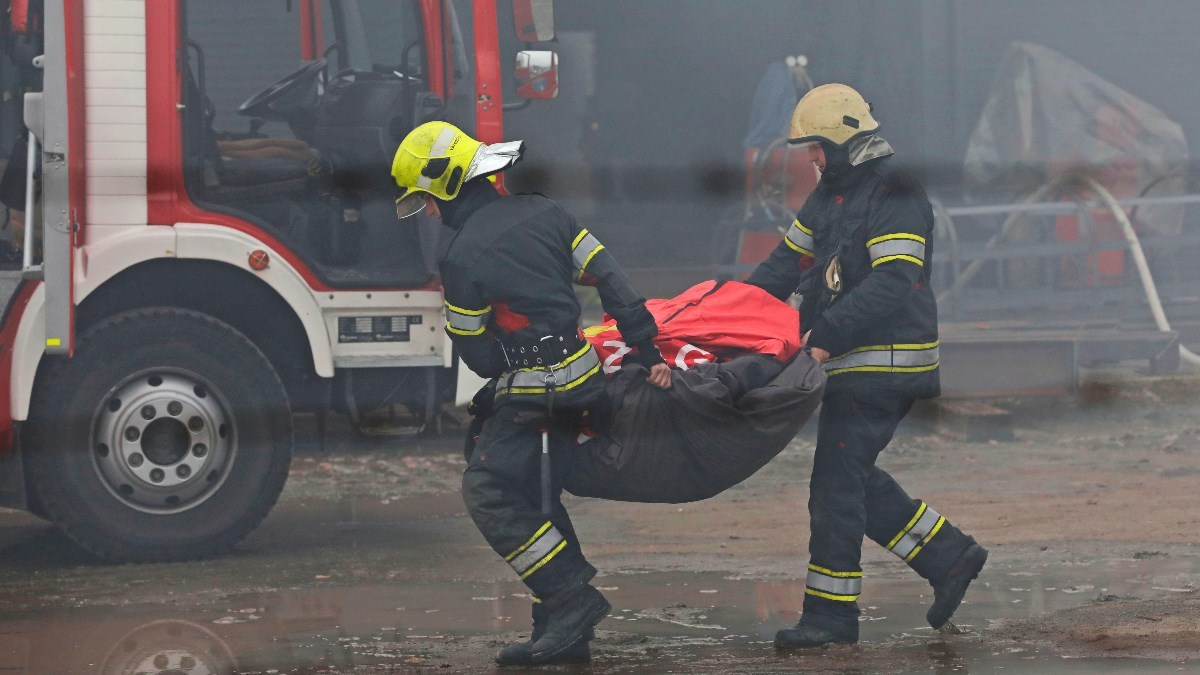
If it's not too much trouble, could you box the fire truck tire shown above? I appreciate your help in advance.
[24,307,292,562]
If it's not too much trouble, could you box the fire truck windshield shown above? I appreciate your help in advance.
[327,0,426,77]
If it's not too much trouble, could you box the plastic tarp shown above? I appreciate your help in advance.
[964,42,1188,235]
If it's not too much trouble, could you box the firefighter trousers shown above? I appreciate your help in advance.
[802,387,976,630]
[462,405,596,603]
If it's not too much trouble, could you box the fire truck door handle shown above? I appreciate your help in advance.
[21,130,40,276]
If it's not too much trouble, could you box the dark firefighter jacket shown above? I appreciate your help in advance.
[439,183,661,408]
[747,156,940,398]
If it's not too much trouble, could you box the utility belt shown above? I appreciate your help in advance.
[501,329,587,369]
[495,330,602,402]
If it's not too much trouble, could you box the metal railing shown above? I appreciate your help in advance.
[931,192,1200,322]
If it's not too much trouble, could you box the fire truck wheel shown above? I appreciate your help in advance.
[24,308,292,562]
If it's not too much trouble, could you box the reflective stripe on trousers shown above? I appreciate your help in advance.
[805,563,862,602]
[506,521,569,579]
[886,501,945,562]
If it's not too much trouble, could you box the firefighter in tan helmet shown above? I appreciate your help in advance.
[391,121,670,666]
[747,84,989,648]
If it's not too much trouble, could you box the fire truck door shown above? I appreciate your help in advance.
[28,0,77,356]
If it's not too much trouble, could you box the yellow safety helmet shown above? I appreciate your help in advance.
[390,121,524,219]
[788,83,879,147]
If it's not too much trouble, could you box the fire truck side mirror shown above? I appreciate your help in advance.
[514,50,558,100]
[512,0,554,42]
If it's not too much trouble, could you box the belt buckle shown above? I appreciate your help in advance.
[539,335,559,386]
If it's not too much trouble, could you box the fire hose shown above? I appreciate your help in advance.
[1081,177,1200,368]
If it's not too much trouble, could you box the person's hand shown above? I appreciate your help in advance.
[646,362,673,389]
[802,330,829,364]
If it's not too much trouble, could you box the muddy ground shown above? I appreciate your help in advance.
[2,371,1199,673]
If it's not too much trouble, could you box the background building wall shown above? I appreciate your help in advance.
[499,0,1200,266]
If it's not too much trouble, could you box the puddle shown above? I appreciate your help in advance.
[2,552,1197,673]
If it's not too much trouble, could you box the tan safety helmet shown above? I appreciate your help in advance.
[391,121,524,219]
[788,83,879,147]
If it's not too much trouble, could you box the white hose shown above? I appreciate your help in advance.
[1081,177,1200,368]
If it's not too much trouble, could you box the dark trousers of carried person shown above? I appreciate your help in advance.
[461,333,610,665]
[795,385,985,643]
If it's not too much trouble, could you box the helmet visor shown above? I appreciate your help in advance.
[394,190,426,220]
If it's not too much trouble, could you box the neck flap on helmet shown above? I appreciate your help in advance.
[847,134,894,167]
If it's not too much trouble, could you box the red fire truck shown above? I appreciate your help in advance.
[0,0,558,561]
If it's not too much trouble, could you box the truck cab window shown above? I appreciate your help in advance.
[338,0,425,76]
[0,13,43,268]
[181,0,437,289]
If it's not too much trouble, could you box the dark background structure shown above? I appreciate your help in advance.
[499,1,1200,266]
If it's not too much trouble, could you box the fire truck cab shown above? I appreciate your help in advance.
[0,0,558,561]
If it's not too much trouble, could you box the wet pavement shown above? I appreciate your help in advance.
[4,393,1200,673]
[3,489,1199,673]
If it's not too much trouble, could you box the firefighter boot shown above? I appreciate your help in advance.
[529,585,610,664]
[774,615,858,650]
[495,601,593,666]
[927,542,989,629]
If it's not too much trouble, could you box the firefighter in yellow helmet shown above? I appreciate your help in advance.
[747,85,988,648]
[392,121,671,666]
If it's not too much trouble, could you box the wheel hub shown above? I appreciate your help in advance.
[141,417,191,466]
[92,371,235,514]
